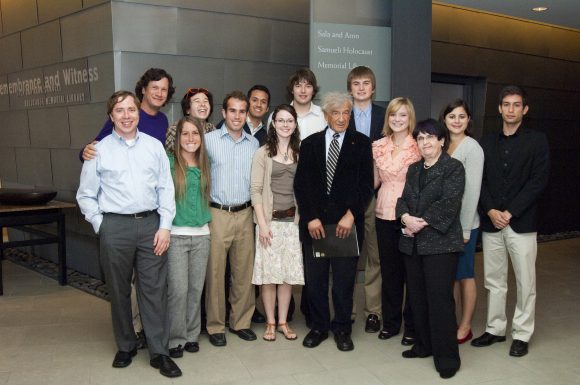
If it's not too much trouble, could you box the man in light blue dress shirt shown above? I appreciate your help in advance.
[77,91,181,378]
[346,66,385,334]
[204,91,260,347]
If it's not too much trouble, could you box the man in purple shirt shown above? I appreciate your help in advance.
[79,68,175,161]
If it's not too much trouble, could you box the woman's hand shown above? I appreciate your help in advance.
[258,224,273,248]
[403,214,427,234]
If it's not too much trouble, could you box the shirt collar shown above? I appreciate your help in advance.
[354,104,371,118]
[246,116,263,134]
[290,101,322,117]
[112,128,140,146]
[219,124,251,142]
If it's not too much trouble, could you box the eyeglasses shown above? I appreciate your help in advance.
[185,87,210,97]
[416,134,439,143]
[275,118,296,125]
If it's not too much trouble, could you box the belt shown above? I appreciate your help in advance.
[105,210,157,219]
[209,201,251,213]
[272,206,296,219]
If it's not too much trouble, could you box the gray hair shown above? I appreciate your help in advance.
[320,92,353,114]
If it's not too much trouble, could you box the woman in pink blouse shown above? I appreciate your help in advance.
[372,97,421,344]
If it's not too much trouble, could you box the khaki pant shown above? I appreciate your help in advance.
[206,207,255,334]
[360,196,382,317]
[482,226,537,342]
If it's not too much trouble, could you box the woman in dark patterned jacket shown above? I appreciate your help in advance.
[396,118,465,380]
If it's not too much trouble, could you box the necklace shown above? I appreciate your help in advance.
[278,143,289,162]
[423,162,433,169]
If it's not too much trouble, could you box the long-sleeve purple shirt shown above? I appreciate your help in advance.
[79,109,169,161]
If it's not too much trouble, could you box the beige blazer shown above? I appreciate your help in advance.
[250,146,299,225]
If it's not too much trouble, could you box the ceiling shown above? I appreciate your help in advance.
[436,0,580,31]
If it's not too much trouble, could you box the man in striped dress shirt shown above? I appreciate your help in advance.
[204,91,260,347]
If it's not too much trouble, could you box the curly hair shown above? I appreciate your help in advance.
[134,68,175,106]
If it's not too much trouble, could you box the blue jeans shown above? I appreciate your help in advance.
[167,234,210,348]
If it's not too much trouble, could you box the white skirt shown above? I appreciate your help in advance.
[251,221,304,285]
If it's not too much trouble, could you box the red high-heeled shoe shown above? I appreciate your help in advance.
[457,329,473,344]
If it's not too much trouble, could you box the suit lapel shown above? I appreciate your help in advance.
[334,129,355,176]
[316,128,329,179]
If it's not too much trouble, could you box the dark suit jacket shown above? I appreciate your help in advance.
[348,102,386,142]
[396,153,465,256]
[479,126,550,233]
[216,119,267,146]
[294,128,373,246]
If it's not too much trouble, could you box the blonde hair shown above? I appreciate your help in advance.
[382,97,416,137]
[171,116,210,204]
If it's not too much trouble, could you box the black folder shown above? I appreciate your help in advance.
[312,224,359,257]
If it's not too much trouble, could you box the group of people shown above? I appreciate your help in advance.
[76,66,549,380]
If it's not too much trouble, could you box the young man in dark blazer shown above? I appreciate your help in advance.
[472,85,550,357]
[346,66,385,333]
[294,92,373,351]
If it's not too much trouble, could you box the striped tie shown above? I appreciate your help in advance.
[327,133,340,194]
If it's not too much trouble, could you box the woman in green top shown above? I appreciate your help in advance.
[166,116,212,358]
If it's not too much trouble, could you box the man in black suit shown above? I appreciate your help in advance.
[346,66,385,333]
[294,92,373,351]
[471,85,550,358]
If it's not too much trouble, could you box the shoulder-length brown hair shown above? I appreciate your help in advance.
[171,116,211,204]
[265,104,300,162]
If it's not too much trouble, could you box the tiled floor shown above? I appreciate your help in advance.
[1,237,579,385]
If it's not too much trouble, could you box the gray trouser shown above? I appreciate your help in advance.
[167,234,210,348]
[99,213,169,357]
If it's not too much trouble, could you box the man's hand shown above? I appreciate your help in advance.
[153,229,171,256]
[308,219,325,240]
[488,209,510,229]
[336,210,355,239]
[82,141,98,161]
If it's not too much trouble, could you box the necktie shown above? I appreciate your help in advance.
[327,133,340,194]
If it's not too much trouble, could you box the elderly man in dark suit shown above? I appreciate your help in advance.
[294,92,373,352]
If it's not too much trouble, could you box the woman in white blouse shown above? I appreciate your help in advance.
[440,99,484,344]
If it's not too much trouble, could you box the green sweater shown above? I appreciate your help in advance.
[168,154,211,227]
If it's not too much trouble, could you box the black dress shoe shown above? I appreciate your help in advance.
[209,333,227,347]
[302,329,328,348]
[184,341,199,353]
[378,329,398,340]
[150,355,182,378]
[365,314,381,333]
[251,309,266,324]
[229,328,257,341]
[471,332,506,347]
[401,335,416,346]
[334,332,354,351]
[169,345,183,358]
[112,348,137,368]
[402,348,431,358]
[439,369,457,379]
[135,330,147,350]
[509,339,528,357]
